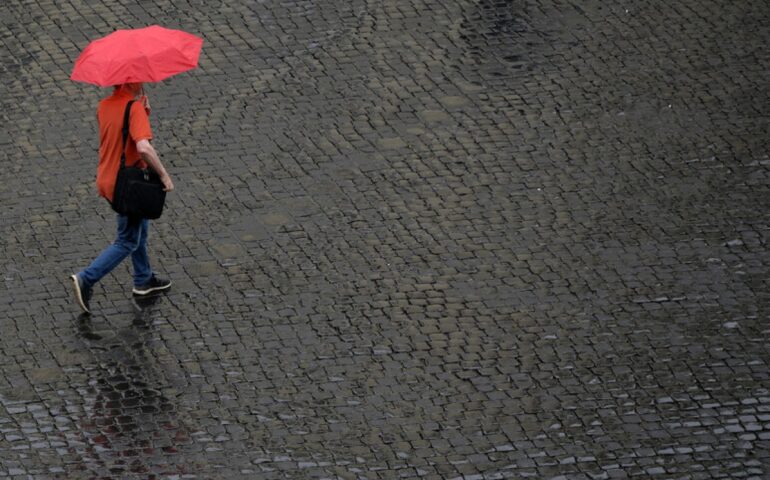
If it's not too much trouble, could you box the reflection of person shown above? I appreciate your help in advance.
[76,299,191,475]
[71,82,174,314]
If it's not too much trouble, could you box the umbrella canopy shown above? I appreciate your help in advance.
[70,25,203,87]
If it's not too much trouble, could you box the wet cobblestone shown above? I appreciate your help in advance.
[1,0,769,478]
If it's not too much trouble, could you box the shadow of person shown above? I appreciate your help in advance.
[74,296,191,477]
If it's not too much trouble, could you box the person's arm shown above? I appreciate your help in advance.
[136,139,174,192]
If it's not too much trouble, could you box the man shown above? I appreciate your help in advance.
[71,82,174,314]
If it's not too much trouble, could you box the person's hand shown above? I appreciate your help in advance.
[161,174,174,192]
[140,95,151,115]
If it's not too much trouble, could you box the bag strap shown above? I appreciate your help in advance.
[119,100,136,170]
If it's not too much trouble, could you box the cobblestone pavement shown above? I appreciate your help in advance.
[1,0,769,478]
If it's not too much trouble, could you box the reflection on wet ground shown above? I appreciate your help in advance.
[457,0,548,80]
[75,296,192,477]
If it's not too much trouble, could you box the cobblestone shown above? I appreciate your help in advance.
[0,0,769,478]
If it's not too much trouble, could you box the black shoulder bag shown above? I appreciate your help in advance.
[111,100,166,219]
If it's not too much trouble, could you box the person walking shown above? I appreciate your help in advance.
[71,82,174,314]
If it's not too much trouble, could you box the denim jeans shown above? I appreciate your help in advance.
[79,215,152,289]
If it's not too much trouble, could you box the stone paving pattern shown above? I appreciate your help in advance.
[1,0,769,478]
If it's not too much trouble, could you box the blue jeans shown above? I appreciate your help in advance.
[79,215,153,289]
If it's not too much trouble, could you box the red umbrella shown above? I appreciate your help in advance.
[70,25,203,87]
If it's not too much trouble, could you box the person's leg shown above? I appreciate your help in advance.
[130,218,152,287]
[131,218,172,295]
[78,215,143,289]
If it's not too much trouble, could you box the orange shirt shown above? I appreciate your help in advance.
[96,90,153,202]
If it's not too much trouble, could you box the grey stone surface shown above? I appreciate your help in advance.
[1,0,769,478]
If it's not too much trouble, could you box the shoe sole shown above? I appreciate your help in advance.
[70,274,91,314]
[132,280,172,296]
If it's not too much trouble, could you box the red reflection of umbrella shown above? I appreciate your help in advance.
[70,25,203,87]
